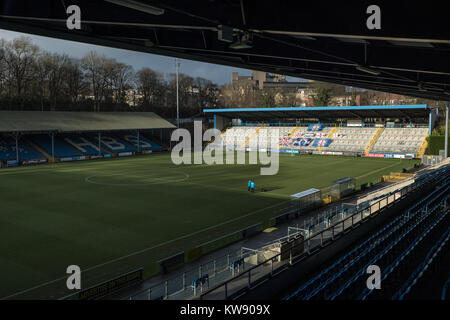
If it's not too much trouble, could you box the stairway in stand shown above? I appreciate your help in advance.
[364,127,385,154]
[241,125,264,149]
[417,136,429,158]
[317,125,339,152]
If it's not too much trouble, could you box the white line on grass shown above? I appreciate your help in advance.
[1,157,408,299]
[84,172,190,186]
[0,198,289,300]
[355,161,402,180]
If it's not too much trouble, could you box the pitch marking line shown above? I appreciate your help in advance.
[355,161,403,180]
[84,172,190,186]
[0,158,406,299]
[0,198,289,300]
[321,161,404,194]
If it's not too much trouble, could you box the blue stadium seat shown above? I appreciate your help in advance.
[29,134,79,157]
[220,125,428,155]
[62,134,102,155]
[84,133,135,153]
[284,167,450,301]
[118,132,162,151]
[0,136,42,160]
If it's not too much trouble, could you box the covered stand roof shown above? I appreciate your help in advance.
[1,1,449,101]
[290,188,321,199]
[0,111,176,133]
[332,177,355,185]
[203,105,430,121]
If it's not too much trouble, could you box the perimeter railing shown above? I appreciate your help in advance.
[234,122,429,128]
[127,202,345,300]
[197,165,449,300]
[127,165,449,300]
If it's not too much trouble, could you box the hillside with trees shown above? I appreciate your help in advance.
[0,37,219,117]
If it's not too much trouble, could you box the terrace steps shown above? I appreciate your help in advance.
[206,126,228,146]
[417,135,429,158]
[326,126,339,139]
[364,127,385,154]
[81,133,112,155]
[382,171,415,182]
[25,138,53,161]
[317,126,339,151]
[287,126,300,139]
[241,126,264,149]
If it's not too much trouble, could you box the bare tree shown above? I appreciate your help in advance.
[63,58,88,105]
[167,73,195,110]
[47,53,70,110]
[194,77,219,108]
[0,36,225,113]
[136,67,165,108]
[33,52,52,110]
[3,37,39,106]
[111,62,134,105]
[0,39,7,97]
[81,51,108,111]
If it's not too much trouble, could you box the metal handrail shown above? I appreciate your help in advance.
[126,165,448,300]
[199,167,449,300]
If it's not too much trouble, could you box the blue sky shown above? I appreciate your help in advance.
[0,29,305,85]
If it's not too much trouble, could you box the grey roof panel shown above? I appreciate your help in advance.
[0,111,175,133]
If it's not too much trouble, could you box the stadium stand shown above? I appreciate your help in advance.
[223,126,259,149]
[324,127,378,153]
[442,278,450,300]
[218,124,428,157]
[28,134,79,158]
[0,111,174,167]
[372,127,428,154]
[0,132,164,165]
[117,132,162,151]
[83,133,135,153]
[391,228,450,300]
[63,134,103,155]
[283,165,450,300]
[0,136,43,160]
[205,105,434,159]
[125,163,448,301]
[286,126,332,150]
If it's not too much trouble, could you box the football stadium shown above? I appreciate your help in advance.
[1,0,449,307]
[0,104,448,301]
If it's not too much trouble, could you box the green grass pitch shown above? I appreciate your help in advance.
[0,153,418,299]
